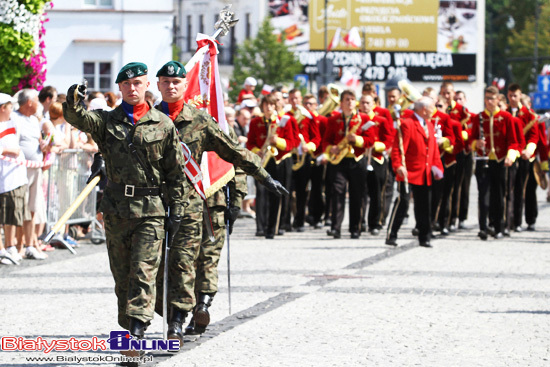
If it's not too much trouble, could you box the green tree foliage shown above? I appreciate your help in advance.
[486,0,550,89]
[506,2,550,90]
[229,17,304,102]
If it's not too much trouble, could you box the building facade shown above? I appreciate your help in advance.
[44,0,174,94]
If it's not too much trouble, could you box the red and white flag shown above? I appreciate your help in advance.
[340,69,360,89]
[343,27,361,49]
[327,27,341,51]
[184,33,235,198]
[261,84,274,95]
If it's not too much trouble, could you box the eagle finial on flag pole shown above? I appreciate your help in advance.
[214,4,239,38]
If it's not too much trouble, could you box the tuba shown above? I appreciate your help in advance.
[317,83,342,117]
[388,79,422,120]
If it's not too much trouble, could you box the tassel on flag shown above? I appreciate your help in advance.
[340,69,360,89]
[262,84,274,95]
[327,27,341,51]
[343,27,362,49]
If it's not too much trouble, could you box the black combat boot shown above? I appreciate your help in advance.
[167,308,186,347]
[119,317,147,365]
[184,316,198,336]
[193,293,214,334]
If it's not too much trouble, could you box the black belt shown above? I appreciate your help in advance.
[106,180,160,197]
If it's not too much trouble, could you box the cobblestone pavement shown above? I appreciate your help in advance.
[1,184,550,366]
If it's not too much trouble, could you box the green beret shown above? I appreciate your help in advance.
[156,61,186,78]
[115,62,148,83]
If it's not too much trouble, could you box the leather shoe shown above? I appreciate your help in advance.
[440,227,449,236]
[385,237,397,246]
[527,224,535,231]
[514,226,522,232]
[294,226,305,232]
[332,230,341,239]
[411,228,419,236]
[360,223,367,232]
[503,228,510,237]
[255,231,265,237]
[265,233,275,239]
[458,221,468,230]
[314,222,323,229]
[351,232,360,239]
[432,223,441,232]
[419,240,432,248]
[449,224,457,232]
[478,230,488,240]
[370,228,380,236]
[494,232,504,239]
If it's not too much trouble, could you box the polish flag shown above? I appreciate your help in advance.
[184,33,235,197]
[262,84,274,95]
[327,27,341,51]
[340,69,360,89]
[343,27,361,49]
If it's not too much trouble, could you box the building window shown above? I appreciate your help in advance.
[83,0,113,7]
[83,62,112,92]
[246,13,251,39]
[186,15,192,52]
[199,15,204,34]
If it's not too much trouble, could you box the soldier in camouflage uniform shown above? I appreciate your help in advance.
[154,61,288,347]
[185,128,248,335]
[63,62,187,344]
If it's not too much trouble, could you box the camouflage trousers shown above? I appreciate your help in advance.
[156,206,202,314]
[195,205,226,295]
[155,203,227,315]
[104,214,165,330]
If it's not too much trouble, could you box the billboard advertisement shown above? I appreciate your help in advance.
[269,0,478,82]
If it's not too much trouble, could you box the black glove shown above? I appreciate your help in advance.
[224,206,240,235]
[66,83,87,108]
[165,212,182,245]
[262,175,289,197]
[87,153,106,184]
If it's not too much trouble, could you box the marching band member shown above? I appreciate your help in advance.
[322,90,375,239]
[247,94,296,239]
[385,97,444,248]
[470,86,520,240]
[287,89,320,232]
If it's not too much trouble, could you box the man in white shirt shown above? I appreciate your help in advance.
[0,93,30,264]
[11,89,48,260]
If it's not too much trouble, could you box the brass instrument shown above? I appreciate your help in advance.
[317,83,342,116]
[291,106,313,171]
[389,79,422,120]
[260,115,279,168]
[292,133,308,171]
[327,116,362,165]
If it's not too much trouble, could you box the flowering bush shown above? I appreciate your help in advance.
[0,0,52,93]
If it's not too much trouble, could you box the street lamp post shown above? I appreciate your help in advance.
[323,0,328,85]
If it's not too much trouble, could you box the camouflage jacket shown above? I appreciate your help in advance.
[63,101,187,218]
[207,126,248,209]
[156,103,265,210]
